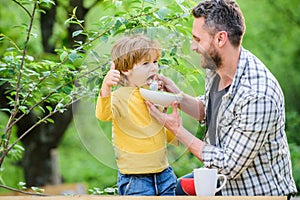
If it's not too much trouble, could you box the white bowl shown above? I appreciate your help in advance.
[139,88,183,107]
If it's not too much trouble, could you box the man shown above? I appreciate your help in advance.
[146,0,297,197]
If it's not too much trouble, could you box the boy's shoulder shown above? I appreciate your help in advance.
[113,87,140,99]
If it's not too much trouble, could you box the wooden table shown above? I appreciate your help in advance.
[0,195,288,200]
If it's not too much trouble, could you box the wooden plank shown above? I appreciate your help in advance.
[0,195,288,200]
[0,183,86,196]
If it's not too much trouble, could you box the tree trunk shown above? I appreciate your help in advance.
[68,0,88,48]
[0,82,76,186]
[40,0,57,53]
[18,108,74,186]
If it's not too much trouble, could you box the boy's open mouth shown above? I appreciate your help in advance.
[146,74,158,85]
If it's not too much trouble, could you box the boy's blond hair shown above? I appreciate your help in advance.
[111,34,161,72]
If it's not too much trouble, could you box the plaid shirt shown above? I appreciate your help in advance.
[200,48,297,196]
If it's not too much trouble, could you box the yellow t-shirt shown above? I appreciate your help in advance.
[96,87,177,174]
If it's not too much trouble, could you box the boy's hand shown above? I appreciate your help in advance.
[100,62,120,97]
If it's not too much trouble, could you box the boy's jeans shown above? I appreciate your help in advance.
[118,166,177,196]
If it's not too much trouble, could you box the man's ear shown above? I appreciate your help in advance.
[216,31,227,47]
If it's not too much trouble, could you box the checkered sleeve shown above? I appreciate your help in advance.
[202,94,279,179]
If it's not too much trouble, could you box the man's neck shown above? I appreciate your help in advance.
[217,46,241,91]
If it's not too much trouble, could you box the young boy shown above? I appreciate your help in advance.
[95,34,177,196]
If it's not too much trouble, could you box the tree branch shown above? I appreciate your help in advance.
[0,184,49,196]
[12,0,32,18]
[2,1,38,167]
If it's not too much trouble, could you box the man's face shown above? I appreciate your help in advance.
[191,17,222,71]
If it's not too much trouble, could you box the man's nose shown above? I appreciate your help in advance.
[191,40,198,52]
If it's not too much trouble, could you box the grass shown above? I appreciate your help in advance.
[58,123,117,190]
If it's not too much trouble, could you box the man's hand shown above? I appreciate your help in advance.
[101,62,120,97]
[157,75,181,94]
[146,100,205,161]
[145,101,182,136]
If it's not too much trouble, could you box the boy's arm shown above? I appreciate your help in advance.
[95,94,112,121]
[101,62,120,97]
[95,62,120,121]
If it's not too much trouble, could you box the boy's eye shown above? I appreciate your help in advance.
[153,60,158,64]
[143,62,149,65]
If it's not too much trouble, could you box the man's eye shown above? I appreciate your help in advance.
[193,36,200,42]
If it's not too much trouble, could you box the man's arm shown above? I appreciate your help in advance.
[180,93,205,121]
[146,101,206,161]
[158,75,205,121]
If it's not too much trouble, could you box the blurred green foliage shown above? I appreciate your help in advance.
[0,0,299,195]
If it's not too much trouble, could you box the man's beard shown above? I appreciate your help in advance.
[201,43,222,71]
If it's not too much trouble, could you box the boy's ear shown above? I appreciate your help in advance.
[122,70,130,76]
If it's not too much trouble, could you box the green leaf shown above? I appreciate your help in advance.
[114,0,122,7]
[46,118,54,123]
[38,105,46,113]
[104,187,117,194]
[0,108,11,113]
[60,51,68,62]
[42,71,51,76]
[72,30,83,38]
[39,0,55,5]
[182,38,191,55]
[18,106,29,114]
[178,3,189,15]
[100,35,109,43]
[15,144,24,151]
[1,134,7,140]
[144,0,156,4]
[157,7,169,19]
[0,78,10,86]
[46,106,53,112]
[62,85,72,94]
[29,32,38,38]
[31,186,45,194]
[170,47,177,56]
[18,182,27,190]
[72,7,77,16]
[114,19,123,30]
[10,144,25,160]
[68,52,81,63]
[37,9,46,14]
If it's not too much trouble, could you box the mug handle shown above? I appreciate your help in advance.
[215,174,227,193]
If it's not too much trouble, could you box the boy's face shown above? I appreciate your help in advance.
[123,52,159,87]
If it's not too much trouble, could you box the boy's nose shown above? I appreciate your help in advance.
[150,64,159,71]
